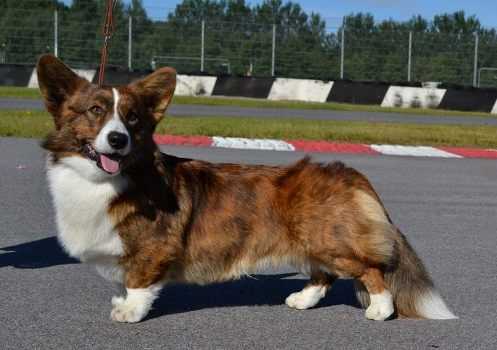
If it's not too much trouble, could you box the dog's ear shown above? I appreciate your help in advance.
[37,54,89,120]
[130,67,176,123]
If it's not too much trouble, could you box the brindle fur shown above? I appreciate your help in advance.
[38,54,440,319]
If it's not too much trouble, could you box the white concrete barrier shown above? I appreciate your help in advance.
[175,75,217,96]
[492,100,497,114]
[381,86,446,109]
[28,68,96,88]
[268,78,333,103]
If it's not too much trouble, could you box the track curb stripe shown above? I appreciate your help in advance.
[153,134,213,147]
[370,145,462,158]
[289,140,378,154]
[438,147,497,159]
[153,134,496,159]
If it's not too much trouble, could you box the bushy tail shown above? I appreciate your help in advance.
[355,229,457,319]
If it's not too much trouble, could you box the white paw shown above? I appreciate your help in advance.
[365,291,394,321]
[285,286,326,310]
[111,296,125,307]
[110,297,148,323]
[109,286,162,323]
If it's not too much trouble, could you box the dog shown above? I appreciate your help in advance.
[37,54,456,323]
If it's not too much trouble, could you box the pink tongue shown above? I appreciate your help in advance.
[100,154,120,174]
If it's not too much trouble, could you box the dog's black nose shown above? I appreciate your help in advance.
[108,131,128,150]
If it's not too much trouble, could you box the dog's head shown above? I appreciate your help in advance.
[37,54,176,181]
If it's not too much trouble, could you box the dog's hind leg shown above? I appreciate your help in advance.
[285,269,336,310]
[357,267,394,321]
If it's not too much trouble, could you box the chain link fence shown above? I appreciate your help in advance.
[1,4,497,88]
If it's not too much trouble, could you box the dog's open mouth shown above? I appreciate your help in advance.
[83,144,123,175]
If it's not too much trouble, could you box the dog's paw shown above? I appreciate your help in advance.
[286,292,310,309]
[111,296,125,307]
[110,296,147,323]
[285,286,327,310]
[365,292,394,321]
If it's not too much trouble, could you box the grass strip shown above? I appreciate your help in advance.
[1,109,496,148]
[0,86,494,119]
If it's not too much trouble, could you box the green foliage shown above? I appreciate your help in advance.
[0,1,496,86]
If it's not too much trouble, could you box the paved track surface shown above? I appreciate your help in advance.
[1,97,497,126]
[1,137,496,349]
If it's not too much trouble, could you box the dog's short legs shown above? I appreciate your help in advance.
[110,283,162,323]
[110,257,169,323]
[285,269,335,310]
[358,267,394,321]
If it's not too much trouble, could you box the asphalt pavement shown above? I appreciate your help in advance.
[1,97,497,126]
[1,137,496,349]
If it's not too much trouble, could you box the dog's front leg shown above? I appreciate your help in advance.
[110,283,162,323]
[110,264,165,323]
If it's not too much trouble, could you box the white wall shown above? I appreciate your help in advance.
[492,99,497,114]
[268,78,333,103]
[28,68,96,88]
[175,75,217,96]
[381,86,446,109]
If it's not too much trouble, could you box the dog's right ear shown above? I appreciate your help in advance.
[37,54,89,120]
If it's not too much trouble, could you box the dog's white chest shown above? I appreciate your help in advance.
[47,159,127,263]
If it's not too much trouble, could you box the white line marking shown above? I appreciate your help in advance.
[371,145,462,158]
[212,137,295,151]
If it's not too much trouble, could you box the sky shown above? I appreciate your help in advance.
[138,0,497,28]
[61,1,497,28]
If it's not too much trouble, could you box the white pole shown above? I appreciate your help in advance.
[473,33,479,87]
[340,27,345,79]
[54,9,58,57]
[271,24,276,76]
[201,20,205,72]
[408,31,412,82]
[128,15,132,70]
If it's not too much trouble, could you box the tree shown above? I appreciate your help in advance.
[1,1,496,86]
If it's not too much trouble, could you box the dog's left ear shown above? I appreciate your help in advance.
[130,67,176,123]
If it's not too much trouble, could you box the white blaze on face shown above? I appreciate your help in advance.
[94,88,131,156]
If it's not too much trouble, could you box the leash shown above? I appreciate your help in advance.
[97,0,117,87]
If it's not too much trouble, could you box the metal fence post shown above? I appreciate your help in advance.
[128,15,132,71]
[407,31,412,82]
[340,27,345,79]
[271,24,276,76]
[473,33,479,87]
[54,9,58,57]
[201,20,205,72]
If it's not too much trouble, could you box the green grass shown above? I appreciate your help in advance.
[0,86,494,118]
[0,86,42,99]
[1,109,496,148]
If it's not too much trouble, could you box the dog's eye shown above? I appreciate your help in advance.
[89,105,105,116]
[128,113,139,126]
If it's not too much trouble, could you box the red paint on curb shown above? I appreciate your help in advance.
[288,140,379,155]
[439,147,497,159]
[154,134,213,147]
[152,134,497,160]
